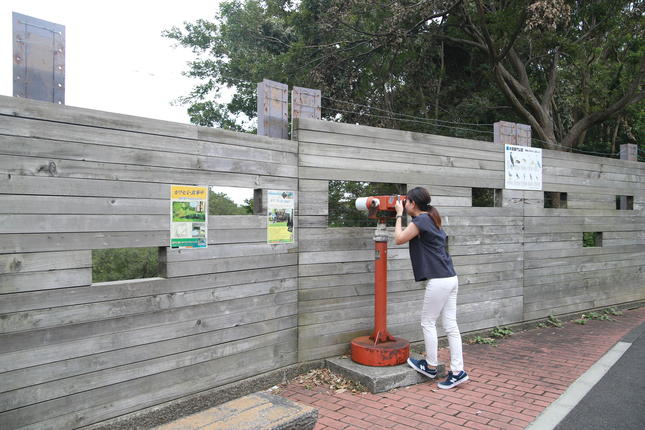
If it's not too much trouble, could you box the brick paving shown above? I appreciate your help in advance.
[278,306,645,430]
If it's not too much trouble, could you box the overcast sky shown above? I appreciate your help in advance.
[0,0,256,203]
[0,0,223,124]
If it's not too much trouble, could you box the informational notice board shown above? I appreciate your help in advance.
[267,190,295,244]
[504,145,542,190]
[170,185,208,248]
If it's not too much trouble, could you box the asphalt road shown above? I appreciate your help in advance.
[555,322,645,430]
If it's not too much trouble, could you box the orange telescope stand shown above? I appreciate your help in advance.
[351,226,410,366]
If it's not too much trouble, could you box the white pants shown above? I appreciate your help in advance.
[420,276,464,373]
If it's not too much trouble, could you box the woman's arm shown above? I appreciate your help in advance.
[394,200,420,245]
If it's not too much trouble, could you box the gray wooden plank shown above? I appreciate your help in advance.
[0,312,296,394]
[0,278,297,333]
[0,155,297,190]
[0,268,91,294]
[164,253,297,278]
[0,133,297,177]
[0,195,168,215]
[0,321,297,410]
[0,337,297,429]
[0,175,167,198]
[0,290,297,372]
[0,214,168,234]
[299,166,504,188]
[0,94,199,138]
[299,141,504,170]
[0,231,169,253]
[0,266,296,314]
[0,251,90,274]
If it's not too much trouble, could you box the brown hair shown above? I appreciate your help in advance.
[406,186,442,228]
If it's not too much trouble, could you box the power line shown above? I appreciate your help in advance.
[322,96,496,127]
[530,138,620,157]
[191,77,631,160]
[322,105,495,138]
[323,104,623,158]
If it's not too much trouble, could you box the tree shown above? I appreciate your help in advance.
[209,191,253,215]
[92,248,159,283]
[165,0,644,154]
[440,0,645,150]
[329,180,406,227]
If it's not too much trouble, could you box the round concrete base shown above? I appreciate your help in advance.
[350,336,410,366]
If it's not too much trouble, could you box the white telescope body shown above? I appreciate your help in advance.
[355,197,379,211]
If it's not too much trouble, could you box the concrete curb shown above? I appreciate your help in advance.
[153,392,317,430]
[325,354,446,393]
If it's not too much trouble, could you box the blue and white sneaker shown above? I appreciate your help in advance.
[407,357,437,378]
[438,371,469,389]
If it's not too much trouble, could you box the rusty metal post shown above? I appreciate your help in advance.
[370,224,394,343]
[351,223,409,366]
[257,79,288,139]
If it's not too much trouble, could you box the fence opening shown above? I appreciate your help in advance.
[583,232,603,248]
[209,186,255,215]
[92,247,160,283]
[544,192,568,208]
[472,188,502,207]
[328,180,406,227]
[616,195,634,210]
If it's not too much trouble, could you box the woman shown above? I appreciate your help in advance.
[394,187,468,389]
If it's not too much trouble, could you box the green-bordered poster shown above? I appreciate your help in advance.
[170,185,208,248]
[267,190,295,244]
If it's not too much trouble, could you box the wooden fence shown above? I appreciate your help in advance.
[0,96,643,428]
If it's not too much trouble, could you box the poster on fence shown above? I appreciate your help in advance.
[267,190,295,244]
[505,145,542,190]
[170,185,208,248]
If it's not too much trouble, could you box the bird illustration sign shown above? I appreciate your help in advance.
[505,145,542,190]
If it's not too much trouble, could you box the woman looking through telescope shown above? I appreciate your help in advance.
[394,187,468,389]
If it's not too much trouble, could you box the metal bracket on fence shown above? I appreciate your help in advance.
[257,79,288,139]
[494,121,531,147]
[13,12,65,104]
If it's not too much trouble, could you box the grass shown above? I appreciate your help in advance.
[490,326,514,338]
[470,335,497,346]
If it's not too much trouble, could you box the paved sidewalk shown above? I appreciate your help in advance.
[278,306,645,430]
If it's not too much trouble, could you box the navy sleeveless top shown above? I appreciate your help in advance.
[408,213,456,281]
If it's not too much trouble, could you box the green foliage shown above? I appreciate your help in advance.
[583,232,596,248]
[328,180,406,227]
[209,191,253,215]
[581,311,613,321]
[470,336,497,346]
[574,318,587,325]
[165,0,644,157]
[547,315,563,327]
[172,201,206,222]
[605,307,623,316]
[490,326,513,339]
[92,248,159,283]
[583,232,602,247]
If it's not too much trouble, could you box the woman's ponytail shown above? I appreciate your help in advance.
[407,187,442,228]
[428,205,442,229]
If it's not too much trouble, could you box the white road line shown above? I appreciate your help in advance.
[526,341,632,430]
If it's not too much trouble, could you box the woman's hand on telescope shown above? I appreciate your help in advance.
[395,199,404,216]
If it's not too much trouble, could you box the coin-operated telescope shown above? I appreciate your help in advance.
[352,195,410,366]
[355,195,406,222]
